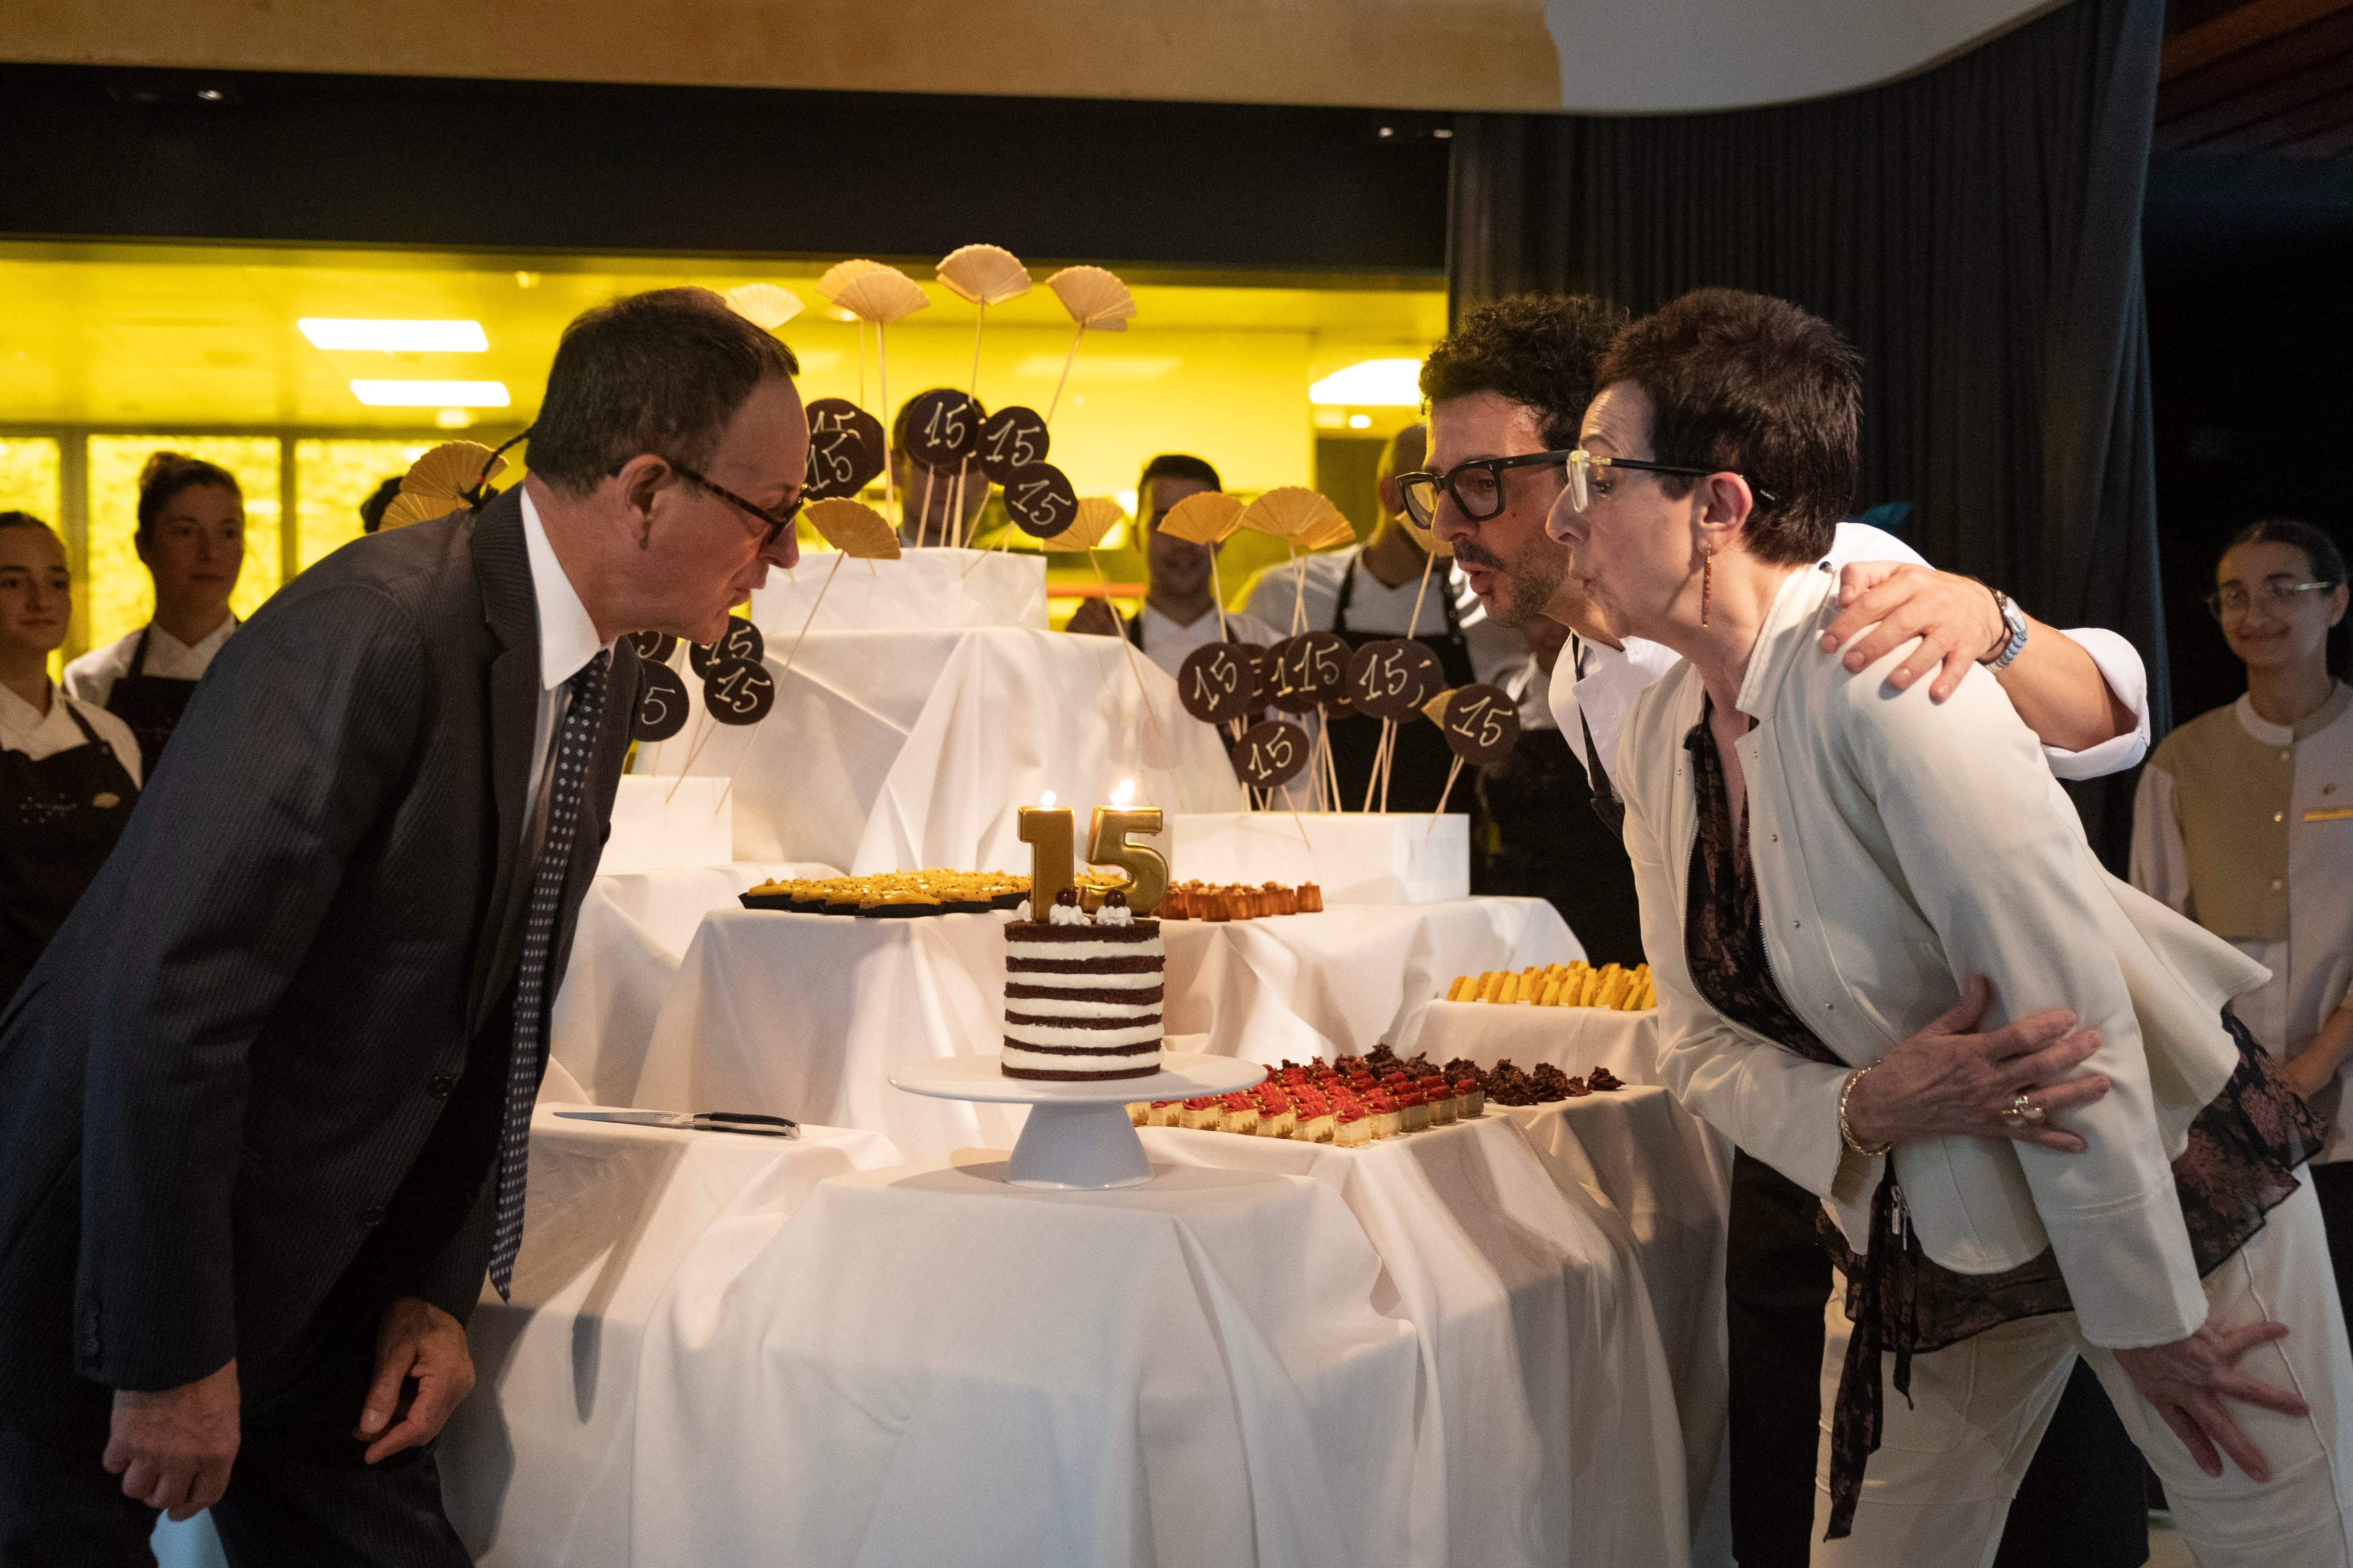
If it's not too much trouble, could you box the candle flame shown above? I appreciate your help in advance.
[1110,778,1137,807]
[1040,790,1057,808]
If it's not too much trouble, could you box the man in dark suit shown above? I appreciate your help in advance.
[0,287,806,1562]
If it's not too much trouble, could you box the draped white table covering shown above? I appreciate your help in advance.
[630,626,1244,870]
[626,899,1582,1158]
[1138,1112,1693,1568]
[631,1154,1423,1568]
[438,1106,902,1565]
[1411,997,1664,1084]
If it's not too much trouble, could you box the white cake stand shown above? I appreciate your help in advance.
[890,1051,1266,1190]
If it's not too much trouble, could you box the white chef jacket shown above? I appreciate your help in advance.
[1126,600,1283,682]
[62,614,237,710]
[0,683,142,784]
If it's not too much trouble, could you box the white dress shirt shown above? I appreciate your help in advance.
[1550,521,2153,785]
[0,682,142,784]
[1129,600,1282,681]
[1239,546,1528,688]
[62,614,237,710]
[519,487,616,849]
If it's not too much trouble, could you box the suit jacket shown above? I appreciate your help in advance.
[0,488,639,1416]
[1618,563,2265,1350]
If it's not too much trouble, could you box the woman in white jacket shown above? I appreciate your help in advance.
[1550,286,2351,1566]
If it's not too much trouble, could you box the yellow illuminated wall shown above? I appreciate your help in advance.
[296,439,432,570]
[0,438,67,677]
[84,436,281,652]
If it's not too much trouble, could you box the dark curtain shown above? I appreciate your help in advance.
[1448,0,2167,866]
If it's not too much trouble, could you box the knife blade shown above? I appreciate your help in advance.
[553,1109,799,1138]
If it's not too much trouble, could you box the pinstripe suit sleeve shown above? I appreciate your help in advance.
[75,583,433,1392]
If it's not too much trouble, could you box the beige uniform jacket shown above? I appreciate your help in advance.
[1618,565,2266,1349]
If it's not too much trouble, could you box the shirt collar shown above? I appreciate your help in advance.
[519,485,609,692]
[0,680,53,735]
[148,614,237,662]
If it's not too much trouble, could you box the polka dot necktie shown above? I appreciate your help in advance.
[489,649,610,1302]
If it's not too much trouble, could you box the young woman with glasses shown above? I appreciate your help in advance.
[2134,518,2353,1327]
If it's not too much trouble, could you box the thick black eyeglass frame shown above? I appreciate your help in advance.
[607,455,804,551]
[1396,449,1580,526]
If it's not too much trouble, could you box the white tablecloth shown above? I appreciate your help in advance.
[1501,1092,1732,1563]
[628,900,1581,1159]
[439,1106,903,1565]
[550,861,834,1107]
[631,627,1245,870]
[1140,1113,1691,1568]
[632,1154,1422,1568]
[1411,998,1664,1083]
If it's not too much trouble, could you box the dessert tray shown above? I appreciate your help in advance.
[890,1049,1265,1190]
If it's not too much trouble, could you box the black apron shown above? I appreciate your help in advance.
[0,704,140,1005]
[105,623,207,778]
[1472,719,1647,967]
[1329,552,1477,812]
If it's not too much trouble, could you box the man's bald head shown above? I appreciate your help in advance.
[1375,422,1428,522]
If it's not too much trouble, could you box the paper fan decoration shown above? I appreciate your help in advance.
[832,266,931,326]
[1296,512,1357,551]
[1041,496,1127,554]
[724,282,804,330]
[1238,485,1348,541]
[936,244,1032,306]
[381,441,506,531]
[1421,688,1458,728]
[1157,490,1245,545]
[804,498,901,560]
[815,259,889,303]
[1045,266,1137,331]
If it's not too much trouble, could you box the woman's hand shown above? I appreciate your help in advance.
[1822,561,2004,700]
[2114,1320,2309,1482]
[2283,1005,2353,1103]
[1844,976,2112,1153]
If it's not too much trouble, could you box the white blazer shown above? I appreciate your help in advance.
[1618,565,2267,1349]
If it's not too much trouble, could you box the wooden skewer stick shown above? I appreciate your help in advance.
[1209,548,1228,642]
[1405,540,1439,637]
[1044,324,1086,427]
[1427,754,1464,829]
[878,322,895,528]
[1378,717,1401,814]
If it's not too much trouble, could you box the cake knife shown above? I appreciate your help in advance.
[554,1109,800,1138]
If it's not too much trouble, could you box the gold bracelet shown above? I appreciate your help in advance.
[1839,1065,1894,1157]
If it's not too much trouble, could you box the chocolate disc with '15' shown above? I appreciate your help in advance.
[1003,462,1078,538]
[1176,641,1259,726]
[803,399,885,501]
[630,661,691,743]
[688,615,765,678]
[1438,682,1521,764]
[1232,720,1311,789]
[701,657,776,726]
[1266,631,1348,714]
[901,389,983,473]
[626,629,677,665]
[1345,638,1443,721]
[975,406,1050,484]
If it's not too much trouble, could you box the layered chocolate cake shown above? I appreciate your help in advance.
[1000,889,1165,1080]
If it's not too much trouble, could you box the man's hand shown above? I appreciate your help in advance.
[1064,598,1122,638]
[1843,976,2112,1153]
[353,1297,475,1464]
[105,1358,240,1520]
[2116,1321,2310,1482]
[1822,561,2003,701]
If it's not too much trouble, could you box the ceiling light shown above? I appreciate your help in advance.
[514,272,541,290]
[435,408,474,429]
[1309,359,1423,407]
[350,379,510,407]
[302,319,488,352]
[1348,414,1373,430]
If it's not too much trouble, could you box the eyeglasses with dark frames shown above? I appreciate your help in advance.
[608,455,804,552]
[1396,450,1580,527]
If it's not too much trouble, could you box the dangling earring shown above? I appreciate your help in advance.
[1701,552,1713,629]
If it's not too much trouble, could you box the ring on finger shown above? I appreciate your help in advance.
[2001,1091,2046,1129]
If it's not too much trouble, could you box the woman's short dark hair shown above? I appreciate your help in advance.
[527,287,800,495]
[2224,517,2350,677]
[1419,295,1625,450]
[136,451,241,545]
[1596,288,1859,568]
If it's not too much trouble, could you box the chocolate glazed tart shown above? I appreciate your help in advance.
[1000,917,1166,1081]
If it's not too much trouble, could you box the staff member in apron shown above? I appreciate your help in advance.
[62,449,243,776]
[1240,424,1521,811]
[1067,455,1281,674]
[0,512,141,1004]
[2134,517,2353,1323]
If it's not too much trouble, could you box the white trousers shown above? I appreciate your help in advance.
[1811,1180,2353,1567]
